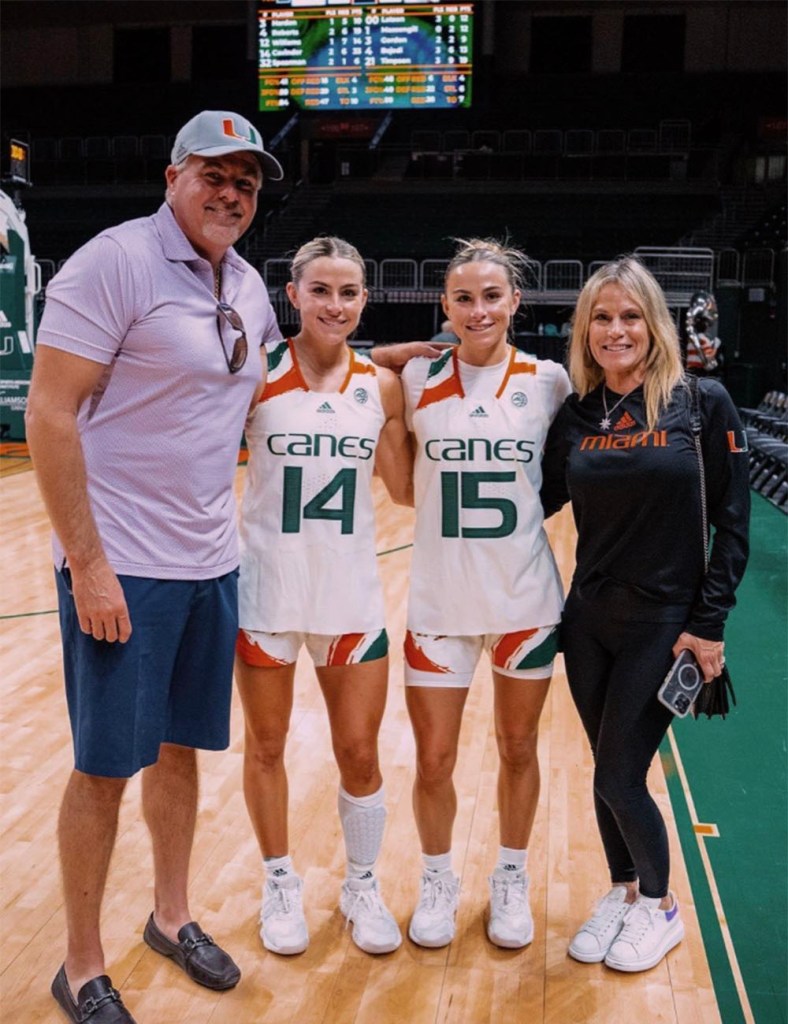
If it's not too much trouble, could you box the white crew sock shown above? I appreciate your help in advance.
[423,851,453,876]
[496,846,527,873]
[264,854,297,882]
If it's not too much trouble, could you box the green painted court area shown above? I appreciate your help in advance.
[661,494,788,1024]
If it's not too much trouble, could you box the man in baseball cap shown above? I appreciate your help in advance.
[171,109,284,181]
[29,109,284,1024]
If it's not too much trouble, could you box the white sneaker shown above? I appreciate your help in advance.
[340,876,402,954]
[604,892,685,972]
[408,870,460,948]
[260,874,309,955]
[487,868,533,948]
[568,886,632,963]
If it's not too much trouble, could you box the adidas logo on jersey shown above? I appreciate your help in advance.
[317,401,334,414]
[470,405,488,417]
[614,410,636,431]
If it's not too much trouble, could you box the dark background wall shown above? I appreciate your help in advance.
[2,0,785,393]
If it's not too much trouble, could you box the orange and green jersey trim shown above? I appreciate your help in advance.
[261,340,377,404]
[260,339,308,403]
[495,346,536,397]
[417,345,537,411]
[417,348,464,410]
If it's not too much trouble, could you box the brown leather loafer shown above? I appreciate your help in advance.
[51,964,136,1023]
[142,913,240,990]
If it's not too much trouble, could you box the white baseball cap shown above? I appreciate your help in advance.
[171,110,284,181]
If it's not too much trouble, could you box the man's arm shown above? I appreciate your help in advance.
[26,346,132,643]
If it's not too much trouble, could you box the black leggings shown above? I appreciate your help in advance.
[561,594,682,899]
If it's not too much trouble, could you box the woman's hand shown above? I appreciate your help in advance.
[672,631,724,683]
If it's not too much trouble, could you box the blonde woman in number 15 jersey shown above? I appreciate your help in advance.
[236,237,412,957]
[401,238,571,951]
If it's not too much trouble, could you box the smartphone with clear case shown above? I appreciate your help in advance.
[658,649,703,717]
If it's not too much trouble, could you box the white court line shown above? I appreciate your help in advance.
[667,726,755,1024]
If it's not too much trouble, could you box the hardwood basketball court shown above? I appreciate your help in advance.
[0,464,721,1023]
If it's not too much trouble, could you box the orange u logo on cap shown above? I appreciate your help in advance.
[222,118,258,145]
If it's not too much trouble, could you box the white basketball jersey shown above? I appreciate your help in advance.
[403,345,570,635]
[239,340,386,633]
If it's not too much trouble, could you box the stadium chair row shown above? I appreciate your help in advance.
[739,391,788,433]
[32,134,172,162]
[716,248,778,289]
[748,441,788,511]
[410,121,692,158]
[738,201,788,251]
[405,150,684,184]
[261,256,631,296]
[28,134,172,187]
[740,392,788,513]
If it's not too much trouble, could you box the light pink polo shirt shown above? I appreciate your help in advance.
[36,203,281,579]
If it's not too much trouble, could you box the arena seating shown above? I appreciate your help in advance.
[305,191,720,266]
[738,392,788,512]
[405,119,692,184]
[739,201,787,251]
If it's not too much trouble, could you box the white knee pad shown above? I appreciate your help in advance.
[338,786,386,869]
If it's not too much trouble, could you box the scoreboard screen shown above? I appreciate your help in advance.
[258,2,474,112]
[8,140,31,186]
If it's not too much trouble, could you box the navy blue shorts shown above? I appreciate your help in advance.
[55,568,239,778]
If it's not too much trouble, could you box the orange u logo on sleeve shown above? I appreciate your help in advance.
[727,430,748,453]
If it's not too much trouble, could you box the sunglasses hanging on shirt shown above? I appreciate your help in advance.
[216,301,248,374]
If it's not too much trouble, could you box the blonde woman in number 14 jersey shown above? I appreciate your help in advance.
[235,237,413,958]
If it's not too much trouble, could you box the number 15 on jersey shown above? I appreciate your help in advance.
[441,470,517,539]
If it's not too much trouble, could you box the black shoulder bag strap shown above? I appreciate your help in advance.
[688,375,709,572]
[688,376,736,716]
